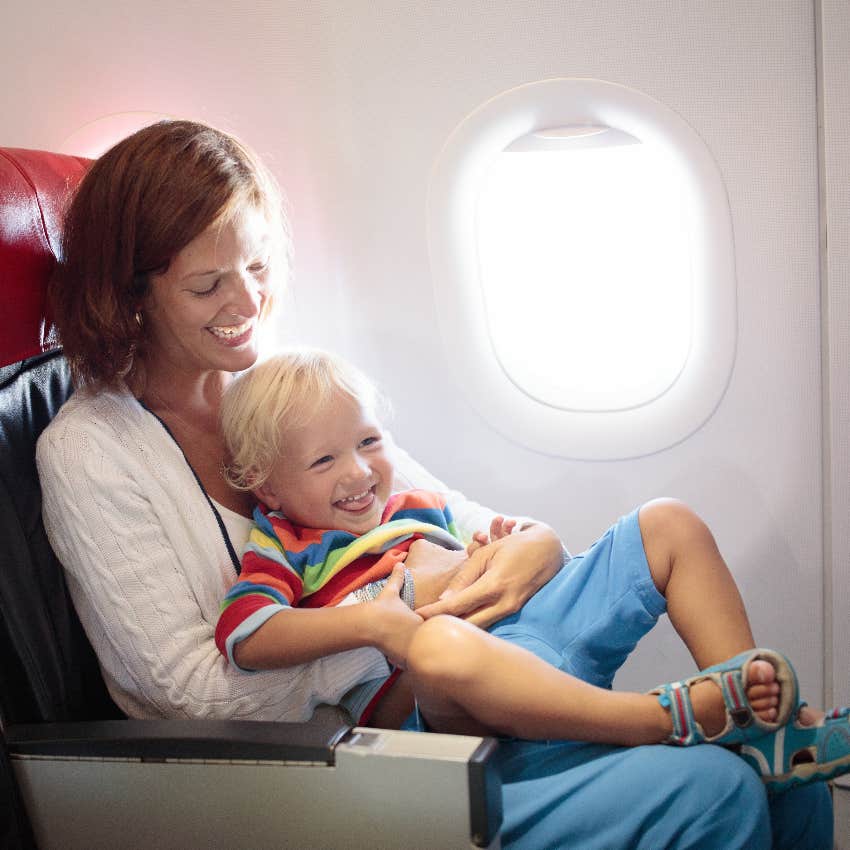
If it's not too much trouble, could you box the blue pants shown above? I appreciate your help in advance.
[409,508,833,848]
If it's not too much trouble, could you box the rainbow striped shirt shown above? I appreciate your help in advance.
[215,489,462,660]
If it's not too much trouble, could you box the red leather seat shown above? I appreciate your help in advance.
[0,149,89,368]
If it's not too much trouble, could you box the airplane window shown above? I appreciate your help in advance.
[428,78,736,459]
[477,127,691,412]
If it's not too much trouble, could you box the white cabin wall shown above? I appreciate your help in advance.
[821,0,850,709]
[0,1,840,700]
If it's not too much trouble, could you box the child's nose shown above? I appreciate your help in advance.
[344,453,371,480]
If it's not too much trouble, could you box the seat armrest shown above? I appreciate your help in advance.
[6,718,349,764]
[7,720,503,849]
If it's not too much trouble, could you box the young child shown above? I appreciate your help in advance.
[215,348,850,793]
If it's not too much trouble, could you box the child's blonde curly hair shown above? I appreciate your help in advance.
[221,347,384,491]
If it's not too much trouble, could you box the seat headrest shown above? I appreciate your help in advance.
[0,148,91,368]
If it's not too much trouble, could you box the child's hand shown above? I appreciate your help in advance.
[466,516,518,555]
[369,565,424,668]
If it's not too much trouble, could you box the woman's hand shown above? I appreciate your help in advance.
[403,539,469,606]
[368,566,424,668]
[416,523,565,628]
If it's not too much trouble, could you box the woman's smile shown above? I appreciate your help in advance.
[206,319,255,346]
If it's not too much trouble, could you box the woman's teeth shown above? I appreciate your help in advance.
[208,320,251,338]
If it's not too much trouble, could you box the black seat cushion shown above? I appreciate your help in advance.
[0,350,120,725]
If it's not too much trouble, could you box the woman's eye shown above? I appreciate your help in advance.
[191,279,220,297]
[249,258,270,274]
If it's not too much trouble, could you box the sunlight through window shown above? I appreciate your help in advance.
[428,79,736,458]
[477,132,692,411]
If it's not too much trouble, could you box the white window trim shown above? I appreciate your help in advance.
[427,78,737,459]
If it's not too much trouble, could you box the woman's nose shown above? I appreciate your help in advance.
[229,273,264,317]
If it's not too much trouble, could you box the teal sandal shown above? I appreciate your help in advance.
[650,648,797,747]
[738,705,850,792]
[652,648,850,792]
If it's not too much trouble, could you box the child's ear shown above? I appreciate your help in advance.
[253,481,283,511]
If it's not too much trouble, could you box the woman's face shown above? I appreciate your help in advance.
[143,204,278,378]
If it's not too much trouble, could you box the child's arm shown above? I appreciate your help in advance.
[233,566,423,671]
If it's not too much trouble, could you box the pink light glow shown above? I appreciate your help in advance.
[59,112,171,158]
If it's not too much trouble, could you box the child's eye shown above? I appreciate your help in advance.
[310,455,334,469]
[360,435,382,449]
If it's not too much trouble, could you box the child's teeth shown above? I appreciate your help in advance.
[341,490,369,503]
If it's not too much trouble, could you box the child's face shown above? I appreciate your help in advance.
[255,389,394,535]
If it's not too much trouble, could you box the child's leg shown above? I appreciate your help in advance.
[638,498,758,667]
[407,616,665,741]
[406,615,774,743]
[638,499,793,721]
[408,492,793,741]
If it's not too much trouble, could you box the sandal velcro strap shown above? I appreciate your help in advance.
[654,681,705,746]
[717,670,753,729]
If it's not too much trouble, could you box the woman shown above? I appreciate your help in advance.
[37,120,831,848]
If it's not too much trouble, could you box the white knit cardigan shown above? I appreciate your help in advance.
[36,386,497,721]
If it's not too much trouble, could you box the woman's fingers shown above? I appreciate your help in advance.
[418,583,519,628]
[417,556,519,625]
[439,553,487,598]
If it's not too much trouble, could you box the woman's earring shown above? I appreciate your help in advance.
[134,311,143,328]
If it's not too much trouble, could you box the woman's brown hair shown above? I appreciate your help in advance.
[50,120,288,389]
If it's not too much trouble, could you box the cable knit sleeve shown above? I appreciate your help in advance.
[36,390,389,722]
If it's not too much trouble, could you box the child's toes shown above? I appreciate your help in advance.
[748,659,778,686]
[746,682,779,703]
[746,681,780,723]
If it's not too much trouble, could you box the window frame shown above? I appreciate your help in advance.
[427,78,737,459]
